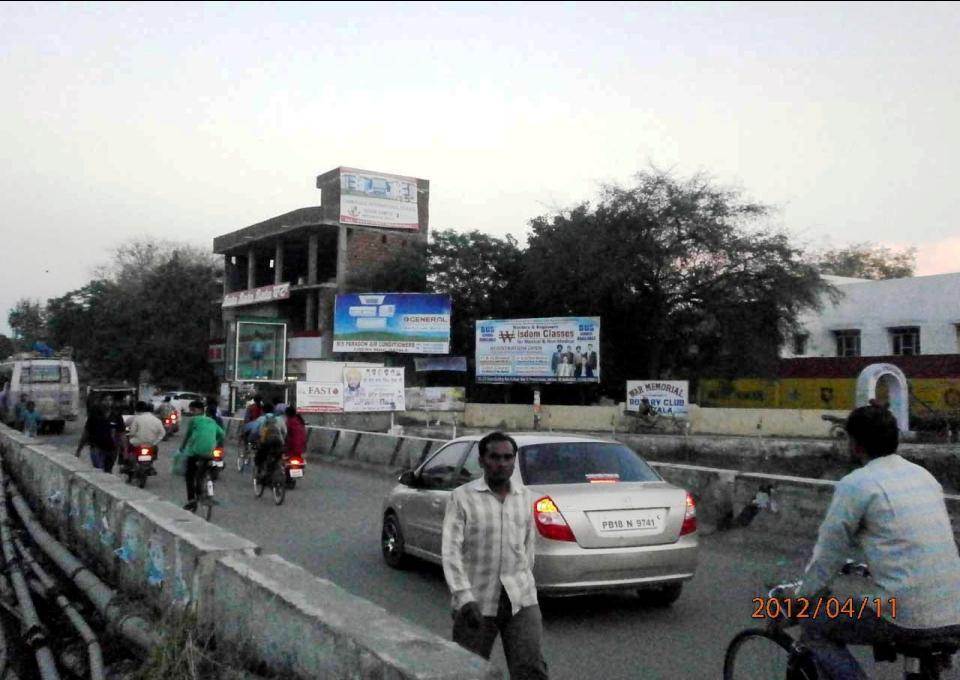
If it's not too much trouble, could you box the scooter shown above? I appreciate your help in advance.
[210,445,225,481]
[161,411,179,440]
[282,454,305,489]
[122,443,157,489]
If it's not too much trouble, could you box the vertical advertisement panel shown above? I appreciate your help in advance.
[475,317,600,383]
[235,320,287,382]
[333,294,451,353]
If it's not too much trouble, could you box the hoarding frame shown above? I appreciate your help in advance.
[234,318,288,384]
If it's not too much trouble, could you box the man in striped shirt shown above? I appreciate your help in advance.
[442,432,549,680]
[797,404,960,678]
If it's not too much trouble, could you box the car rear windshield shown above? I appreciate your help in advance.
[519,442,661,485]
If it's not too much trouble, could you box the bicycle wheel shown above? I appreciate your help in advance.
[272,468,286,506]
[723,629,818,680]
[253,466,265,497]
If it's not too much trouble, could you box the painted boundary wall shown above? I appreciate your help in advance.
[0,425,497,680]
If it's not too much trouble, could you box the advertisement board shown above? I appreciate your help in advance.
[296,382,344,414]
[222,283,290,309]
[339,168,419,230]
[343,366,405,412]
[333,294,451,354]
[626,381,689,416]
[234,320,287,382]
[405,387,466,412]
[475,317,600,383]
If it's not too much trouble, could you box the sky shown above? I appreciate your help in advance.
[2,1,959,335]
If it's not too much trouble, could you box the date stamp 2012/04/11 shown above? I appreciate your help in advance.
[752,597,898,621]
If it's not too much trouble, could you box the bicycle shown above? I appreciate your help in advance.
[253,455,286,506]
[723,562,960,679]
[192,458,217,521]
[236,437,255,474]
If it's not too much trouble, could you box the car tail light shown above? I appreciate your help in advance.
[534,496,576,542]
[680,493,697,536]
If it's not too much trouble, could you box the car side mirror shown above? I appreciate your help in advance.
[398,470,417,487]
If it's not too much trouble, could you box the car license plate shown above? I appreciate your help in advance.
[289,468,304,478]
[137,455,152,462]
[212,460,224,468]
[589,508,666,533]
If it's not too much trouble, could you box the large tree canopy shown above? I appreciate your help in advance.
[7,299,47,350]
[815,243,916,280]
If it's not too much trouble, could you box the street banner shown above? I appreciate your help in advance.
[333,293,451,354]
[296,382,344,413]
[475,317,600,384]
[626,381,689,416]
[234,320,286,382]
[343,366,406,412]
[222,283,290,308]
[339,168,419,230]
[405,387,466,412]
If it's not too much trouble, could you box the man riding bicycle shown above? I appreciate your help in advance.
[793,404,960,678]
[179,401,225,511]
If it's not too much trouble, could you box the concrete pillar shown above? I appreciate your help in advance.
[316,290,325,332]
[308,233,319,285]
[274,241,284,285]
[336,225,348,287]
[223,255,232,294]
[305,292,316,330]
[247,248,256,290]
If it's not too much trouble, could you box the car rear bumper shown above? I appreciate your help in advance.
[533,533,698,593]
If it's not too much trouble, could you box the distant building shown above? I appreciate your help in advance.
[208,168,429,404]
[699,272,960,414]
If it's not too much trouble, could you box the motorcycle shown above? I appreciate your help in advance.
[210,445,225,481]
[122,443,157,489]
[161,410,179,440]
[282,454,305,489]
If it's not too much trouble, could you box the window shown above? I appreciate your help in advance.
[890,327,921,356]
[21,365,67,384]
[519,443,661,485]
[792,334,808,356]
[458,443,483,483]
[834,330,861,357]
[418,441,471,490]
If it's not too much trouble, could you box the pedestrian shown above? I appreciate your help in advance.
[105,399,126,474]
[13,394,28,431]
[75,403,115,470]
[441,432,548,680]
[21,401,41,437]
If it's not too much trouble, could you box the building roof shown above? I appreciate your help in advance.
[213,207,334,254]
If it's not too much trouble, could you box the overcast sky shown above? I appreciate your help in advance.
[2,1,959,335]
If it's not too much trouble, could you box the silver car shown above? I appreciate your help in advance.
[380,434,698,604]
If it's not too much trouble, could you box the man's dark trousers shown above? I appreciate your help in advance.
[453,588,548,680]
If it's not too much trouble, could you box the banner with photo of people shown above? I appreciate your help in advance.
[233,319,287,382]
[475,317,600,383]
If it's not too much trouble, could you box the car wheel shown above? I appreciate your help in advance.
[642,582,683,607]
[381,514,409,569]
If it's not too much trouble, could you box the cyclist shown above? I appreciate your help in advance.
[179,400,225,511]
[254,416,285,486]
[793,404,960,678]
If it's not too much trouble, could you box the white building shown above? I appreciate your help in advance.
[782,272,960,359]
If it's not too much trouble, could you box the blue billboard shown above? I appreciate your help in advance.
[333,294,451,354]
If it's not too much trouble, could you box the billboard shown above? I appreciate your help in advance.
[333,294,451,354]
[339,168,419,230]
[296,382,344,414]
[342,366,406,412]
[405,387,466,412]
[626,381,689,416]
[475,317,600,383]
[234,320,287,382]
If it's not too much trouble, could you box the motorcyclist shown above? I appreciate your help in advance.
[123,401,165,473]
[179,400,225,511]
[156,396,175,421]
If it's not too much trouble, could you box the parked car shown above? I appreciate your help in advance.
[151,391,205,416]
[380,434,698,604]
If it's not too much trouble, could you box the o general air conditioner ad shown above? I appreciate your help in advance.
[475,317,600,384]
[339,168,419,230]
[333,294,451,354]
[626,381,689,416]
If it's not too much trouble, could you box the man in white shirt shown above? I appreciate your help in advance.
[797,404,960,678]
[442,432,548,680]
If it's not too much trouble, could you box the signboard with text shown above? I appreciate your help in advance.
[475,317,600,383]
[626,381,689,416]
[339,168,419,230]
[342,366,405,412]
[333,293,451,354]
[222,283,290,309]
[296,382,344,413]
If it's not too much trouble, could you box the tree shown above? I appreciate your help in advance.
[523,170,828,392]
[815,243,916,280]
[7,299,47,350]
[0,334,14,360]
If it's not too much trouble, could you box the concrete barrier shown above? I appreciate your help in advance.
[0,425,498,679]
[354,432,402,466]
[329,429,361,461]
[308,427,338,456]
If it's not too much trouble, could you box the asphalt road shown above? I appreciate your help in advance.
[42,423,929,679]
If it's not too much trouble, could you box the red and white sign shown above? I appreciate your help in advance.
[296,382,344,413]
[222,283,291,309]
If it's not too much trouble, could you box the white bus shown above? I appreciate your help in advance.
[0,355,80,434]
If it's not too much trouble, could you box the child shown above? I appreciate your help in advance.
[22,401,42,437]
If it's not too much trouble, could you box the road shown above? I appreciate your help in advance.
[43,423,921,679]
